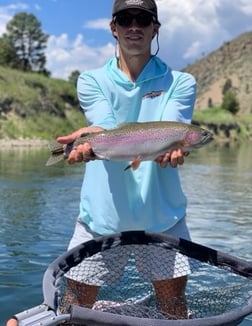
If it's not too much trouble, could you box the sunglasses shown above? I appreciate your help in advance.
[114,12,155,27]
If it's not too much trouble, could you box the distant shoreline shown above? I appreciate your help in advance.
[0,139,48,148]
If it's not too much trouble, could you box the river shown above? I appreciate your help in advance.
[0,142,251,325]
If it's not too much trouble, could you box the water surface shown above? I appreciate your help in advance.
[0,143,251,324]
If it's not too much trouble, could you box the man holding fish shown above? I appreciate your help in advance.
[7,0,212,324]
[56,0,209,319]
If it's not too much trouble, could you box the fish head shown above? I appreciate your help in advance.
[184,126,214,149]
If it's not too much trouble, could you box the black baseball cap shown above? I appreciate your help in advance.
[112,0,160,24]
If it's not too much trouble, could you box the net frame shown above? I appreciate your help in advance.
[14,231,252,326]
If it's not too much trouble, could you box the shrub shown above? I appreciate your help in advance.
[221,90,240,115]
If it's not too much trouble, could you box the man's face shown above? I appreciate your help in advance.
[111,9,159,56]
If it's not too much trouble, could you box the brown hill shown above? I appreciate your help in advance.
[183,31,252,114]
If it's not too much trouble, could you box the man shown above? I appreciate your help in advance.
[6,0,196,324]
[59,0,196,318]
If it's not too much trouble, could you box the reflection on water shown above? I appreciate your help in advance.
[0,147,84,322]
[182,143,252,259]
[0,143,251,324]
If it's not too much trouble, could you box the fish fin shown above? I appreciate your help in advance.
[180,140,190,147]
[124,164,131,171]
[46,154,64,166]
[124,157,142,171]
[46,140,65,166]
[47,140,64,154]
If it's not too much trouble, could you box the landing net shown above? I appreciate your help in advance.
[14,231,252,325]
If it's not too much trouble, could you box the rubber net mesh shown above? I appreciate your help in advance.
[55,242,252,324]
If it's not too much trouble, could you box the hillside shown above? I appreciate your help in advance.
[0,66,84,139]
[184,30,252,114]
[0,31,251,142]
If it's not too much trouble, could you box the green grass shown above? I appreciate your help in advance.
[0,65,85,139]
[193,107,236,124]
[0,66,251,141]
[193,107,252,140]
[0,66,78,116]
[0,110,85,139]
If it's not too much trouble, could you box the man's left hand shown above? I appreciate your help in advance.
[155,148,189,168]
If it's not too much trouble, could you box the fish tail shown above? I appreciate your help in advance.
[45,140,65,166]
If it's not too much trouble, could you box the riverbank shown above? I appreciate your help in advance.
[0,139,48,148]
[0,115,252,150]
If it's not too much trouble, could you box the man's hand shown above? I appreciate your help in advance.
[6,319,18,326]
[57,126,103,164]
[155,148,189,168]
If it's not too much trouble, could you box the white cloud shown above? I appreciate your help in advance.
[0,3,29,35]
[46,33,115,79]
[241,1,252,14]
[4,3,29,10]
[1,0,252,79]
[183,41,202,59]
[34,3,41,11]
[156,0,252,68]
[83,18,111,31]
[0,13,9,35]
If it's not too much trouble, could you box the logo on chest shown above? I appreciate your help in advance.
[142,90,164,99]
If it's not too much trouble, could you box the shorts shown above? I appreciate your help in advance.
[66,218,192,285]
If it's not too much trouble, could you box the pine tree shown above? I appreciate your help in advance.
[0,35,19,67]
[3,12,49,72]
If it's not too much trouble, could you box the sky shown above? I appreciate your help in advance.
[0,0,252,80]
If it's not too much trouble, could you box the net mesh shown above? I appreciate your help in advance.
[55,242,252,325]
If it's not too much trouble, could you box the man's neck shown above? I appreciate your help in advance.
[118,52,151,82]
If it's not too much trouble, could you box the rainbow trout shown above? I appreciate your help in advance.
[46,121,213,170]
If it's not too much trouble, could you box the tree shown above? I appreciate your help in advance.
[222,78,232,95]
[5,12,49,72]
[0,35,19,68]
[68,70,80,87]
[222,90,240,115]
[208,97,213,108]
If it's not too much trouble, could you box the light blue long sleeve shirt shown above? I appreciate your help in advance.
[77,56,196,234]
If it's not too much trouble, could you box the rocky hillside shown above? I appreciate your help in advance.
[184,31,252,114]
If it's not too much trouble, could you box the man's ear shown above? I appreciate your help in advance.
[110,21,118,39]
[152,25,160,39]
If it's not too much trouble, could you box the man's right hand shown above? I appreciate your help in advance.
[6,318,18,326]
[57,126,103,164]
